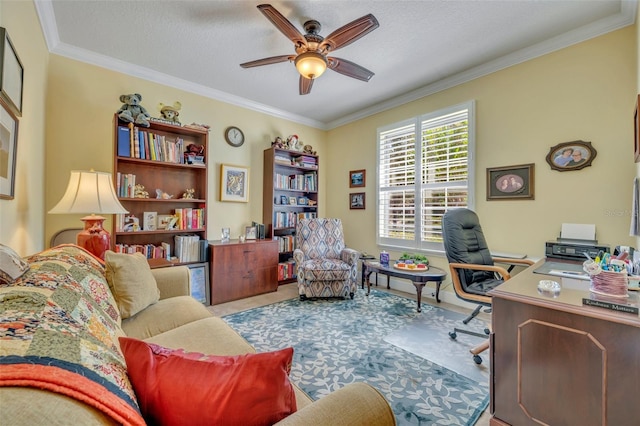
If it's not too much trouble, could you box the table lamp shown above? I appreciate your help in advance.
[49,170,128,259]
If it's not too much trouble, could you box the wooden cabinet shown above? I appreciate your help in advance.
[209,240,278,305]
[489,262,640,426]
[262,147,318,284]
[112,115,208,266]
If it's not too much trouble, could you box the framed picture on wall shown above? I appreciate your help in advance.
[349,170,366,188]
[349,192,365,209]
[545,140,597,172]
[0,28,23,117]
[486,163,535,201]
[0,97,18,200]
[220,164,249,202]
[635,95,640,162]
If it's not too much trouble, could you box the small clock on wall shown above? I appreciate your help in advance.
[224,126,245,147]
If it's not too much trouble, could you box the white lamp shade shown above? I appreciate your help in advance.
[49,170,128,215]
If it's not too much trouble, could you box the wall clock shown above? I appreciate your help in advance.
[224,126,245,147]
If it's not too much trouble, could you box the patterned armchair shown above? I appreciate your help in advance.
[293,218,359,300]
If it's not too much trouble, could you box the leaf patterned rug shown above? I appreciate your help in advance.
[223,289,489,425]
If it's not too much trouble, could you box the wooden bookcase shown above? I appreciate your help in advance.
[112,114,208,267]
[262,147,318,284]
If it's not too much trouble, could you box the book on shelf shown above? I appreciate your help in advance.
[117,126,131,157]
[174,234,203,263]
[273,235,295,253]
[118,123,189,165]
[278,259,297,281]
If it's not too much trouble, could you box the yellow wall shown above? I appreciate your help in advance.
[0,0,48,255]
[327,27,637,275]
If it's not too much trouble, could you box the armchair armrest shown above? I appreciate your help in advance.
[151,266,191,299]
[293,249,305,265]
[448,262,511,304]
[341,247,359,265]
[491,257,535,267]
[275,383,395,426]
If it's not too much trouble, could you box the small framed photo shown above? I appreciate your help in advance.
[0,97,18,200]
[143,211,157,231]
[297,196,307,205]
[157,214,173,230]
[186,263,210,305]
[487,163,535,200]
[289,196,297,205]
[221,227,230,243]
[245,226,257,240]
[280,195,289,205]
[350,192,366,210]
[545,140,597,172]
[0,28,23,117]
[349,169,366,188]
[220,164,249,202]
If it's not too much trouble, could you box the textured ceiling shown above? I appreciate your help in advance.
[35,0,635,129]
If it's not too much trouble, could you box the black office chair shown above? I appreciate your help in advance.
[442,208,533,364]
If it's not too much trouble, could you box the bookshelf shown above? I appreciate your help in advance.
[112,114,209,267]
[263,147,318,284]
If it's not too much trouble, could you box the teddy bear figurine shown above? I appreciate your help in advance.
[303,144,316,155]
[117,93,151,127]
[158,101,182,124]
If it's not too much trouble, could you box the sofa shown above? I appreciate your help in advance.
[0,244,395,425]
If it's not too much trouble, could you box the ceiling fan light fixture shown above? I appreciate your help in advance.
[295,52,327,79]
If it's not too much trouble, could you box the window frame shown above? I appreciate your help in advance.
[376,100,476,254]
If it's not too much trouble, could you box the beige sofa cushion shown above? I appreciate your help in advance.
[104,251,160,319]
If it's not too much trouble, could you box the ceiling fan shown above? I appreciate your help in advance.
[240,4,379,95]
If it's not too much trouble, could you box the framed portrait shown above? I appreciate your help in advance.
[486,163,535,201]
[349,169,366,188]
[545,140,597,172]
[280,195,288,205]
[221,227,230,243]
[0,28,23,117]
[143,211,157,231]
[220,164,249,202]
[157,214,173,230]
[635,94,640,163]
[350,192,366,209]
[245,225,257,240]
[0,97,18,200]
[186,262,210,305]
[289,196,297,205]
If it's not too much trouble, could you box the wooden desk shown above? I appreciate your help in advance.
[363,261,446,312]
[489,259,640,426]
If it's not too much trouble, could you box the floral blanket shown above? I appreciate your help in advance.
[0,245,145,425]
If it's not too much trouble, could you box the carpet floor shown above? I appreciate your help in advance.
[223,288,489,426]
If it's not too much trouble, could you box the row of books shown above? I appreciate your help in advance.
[116,173,136,198]
[278,259,296,281]
[292,155,317,168]
[274,172,317,191]
[273,211,317,229]
[117,125,187,164]
[274,235,296,253]
[113,242,171,259]
[174,235,208,263]
[274,154,293,165]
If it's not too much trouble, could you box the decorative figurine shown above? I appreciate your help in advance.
[156,189,174,199]
[133,184,149,198]
[123,215,140,232]
[182,188,195,199]
[157,101,182,124]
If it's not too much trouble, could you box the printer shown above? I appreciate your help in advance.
[545,239,610,261]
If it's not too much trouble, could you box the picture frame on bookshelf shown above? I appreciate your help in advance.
[220,164,249,202]
[297,196,307,205]
[0,98,18,200]
[289,196,297,205]
[245,226,257,240]
[280,195,289,205]
[349,169,366,188]
[350,192,365,210]
[157,214,173,230]
[143,211,157,231]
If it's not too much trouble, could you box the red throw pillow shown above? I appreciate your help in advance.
[119,337,297,426]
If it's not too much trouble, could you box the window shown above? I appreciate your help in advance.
[377,101,475,252]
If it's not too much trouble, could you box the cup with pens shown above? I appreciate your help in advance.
[583,250,630,298]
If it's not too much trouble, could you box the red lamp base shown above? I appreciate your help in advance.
[76,215,111,260]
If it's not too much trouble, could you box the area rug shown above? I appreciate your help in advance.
[223,289,489,426]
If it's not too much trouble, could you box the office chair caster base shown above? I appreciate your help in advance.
[473,355,483,365]
[300,295,307,301]
[449,331,457,340]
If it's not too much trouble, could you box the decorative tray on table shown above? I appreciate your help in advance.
[393,262,429,271]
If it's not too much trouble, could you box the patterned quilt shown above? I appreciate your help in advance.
[0,245,145,425]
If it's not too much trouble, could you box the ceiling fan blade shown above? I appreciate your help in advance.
[240,55,294,68]
[320,14,379,52]
[257,4,306,46]
[327,57,375,82]
[299,76,314,95]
